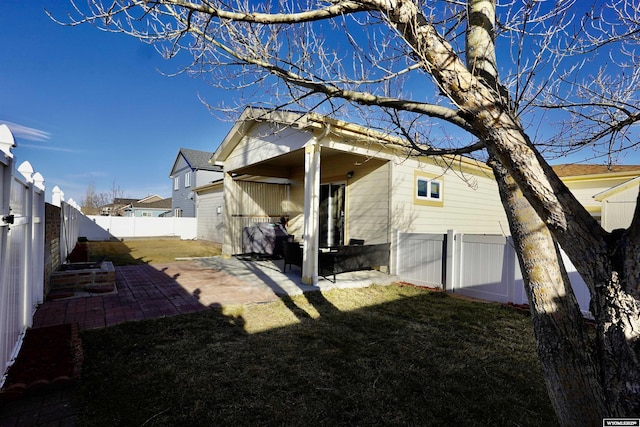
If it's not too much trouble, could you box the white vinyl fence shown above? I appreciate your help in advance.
[81,215,197,240]
[396,230,592,317]
[0,125,46,384]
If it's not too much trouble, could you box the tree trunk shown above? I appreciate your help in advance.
[384,1,640,416]
[490,159,607,426]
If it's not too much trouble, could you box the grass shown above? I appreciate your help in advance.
[87,238,221,265]
[76,240,557,426]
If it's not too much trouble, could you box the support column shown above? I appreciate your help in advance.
[222,173,234,258]
[302,141,321,285]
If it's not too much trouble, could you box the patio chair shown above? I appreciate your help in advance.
[282,241,303,273]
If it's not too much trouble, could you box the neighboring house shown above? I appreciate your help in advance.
[208,107,510,284]
[100,195,171,217]
[100,198,138,216]
[169,148,224,217]
[553,164,640,231]
[121,197,172,217]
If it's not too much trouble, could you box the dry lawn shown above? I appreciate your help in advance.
[88,238,221,265]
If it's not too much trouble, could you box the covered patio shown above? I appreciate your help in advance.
[212,108,394,286]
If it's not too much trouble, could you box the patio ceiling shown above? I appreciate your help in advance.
[230,147,374,180]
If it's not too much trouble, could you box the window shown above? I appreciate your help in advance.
[185,172,192,188]
[174,176,179,191]
[414,171,444,206]
[417,178,441,200]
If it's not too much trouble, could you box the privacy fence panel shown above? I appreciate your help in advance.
[60,202,81,263]
[0,127,46,385]
[397,230,589,315]
[396,232,445,287]
[83,216,197,240]
[453,234,525,305]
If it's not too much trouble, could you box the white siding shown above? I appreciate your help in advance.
[347,161,390,244]
[194,170,223,187]
[225,123,312,172]
[564,177,635,212]
[601,184,639,231]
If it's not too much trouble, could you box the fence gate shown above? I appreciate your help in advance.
[0,126,46,384]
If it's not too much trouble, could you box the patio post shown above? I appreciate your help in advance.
[301,138,321,285]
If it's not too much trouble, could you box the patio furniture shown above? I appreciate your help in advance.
[319,242,391,282]
[242,222,289,256]
[282,240,303,272]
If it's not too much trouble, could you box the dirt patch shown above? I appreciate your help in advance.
[1,324,83,400]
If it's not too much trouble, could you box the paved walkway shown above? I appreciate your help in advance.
[1,257,397,426]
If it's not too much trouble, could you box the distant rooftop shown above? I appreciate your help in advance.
[552,164,640,177]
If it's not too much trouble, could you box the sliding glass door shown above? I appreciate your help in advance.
[319,183,345,248]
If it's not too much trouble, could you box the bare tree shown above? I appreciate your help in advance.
[80,180,125,215]
[55,1,640,423]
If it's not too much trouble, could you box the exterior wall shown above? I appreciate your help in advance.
[196,186,225,243]
[171,155,193,217]
[194,169,222,187]
[224,180,290,253]
[346,160,390,244]
[44,203,62,297]
[601,184,639,231]
[563,176,635,214]
[286,168,305,243]
[224,122,311,171]
[390,159,508,234]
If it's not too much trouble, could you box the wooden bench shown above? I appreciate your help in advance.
[319,243,391,282]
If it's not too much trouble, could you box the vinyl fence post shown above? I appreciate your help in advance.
[445,229,456,291]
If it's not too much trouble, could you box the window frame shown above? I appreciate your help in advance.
[173,176,179,191]
[184,171,192,188]
[414,171,444,207]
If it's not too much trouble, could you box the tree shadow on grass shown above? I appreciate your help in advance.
[76,288,558,427]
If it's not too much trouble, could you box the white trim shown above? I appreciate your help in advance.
[416,176,443,201]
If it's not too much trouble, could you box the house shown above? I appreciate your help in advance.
[207,107,509,285]
[121,197,172,217]
[169,148,224,217]
[100,195,171,217]
[100,198,138,216]
[553,164,640,231]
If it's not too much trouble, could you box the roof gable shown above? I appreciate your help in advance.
[170,148,221,176]
[594,176,640,201]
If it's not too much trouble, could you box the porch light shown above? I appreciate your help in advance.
[346,171,354,179]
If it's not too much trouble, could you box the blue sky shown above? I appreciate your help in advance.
[1,1,231,203]
[2,2,637,205]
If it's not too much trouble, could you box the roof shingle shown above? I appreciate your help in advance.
[552,164,640,177]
